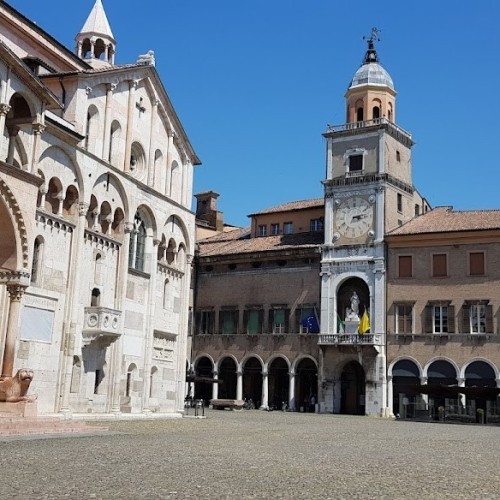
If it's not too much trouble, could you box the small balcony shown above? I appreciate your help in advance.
[82,306,122,346]
[318,333,383,346]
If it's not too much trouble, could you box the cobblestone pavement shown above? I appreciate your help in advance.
[1,410,500,499]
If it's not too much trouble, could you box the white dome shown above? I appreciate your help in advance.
[349,62,394,91]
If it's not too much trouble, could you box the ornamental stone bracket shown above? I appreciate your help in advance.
[82,306,122,347]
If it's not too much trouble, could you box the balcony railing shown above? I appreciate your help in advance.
[318,333,383,346]
[325,117,412,140]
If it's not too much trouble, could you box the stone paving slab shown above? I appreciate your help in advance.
[0,410,499,499]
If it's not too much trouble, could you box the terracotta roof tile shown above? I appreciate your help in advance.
[249,198,324,216]
[198,229,323,258]
[388,207,500,236]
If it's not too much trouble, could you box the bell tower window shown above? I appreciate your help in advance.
[356,108,364,122]
[349,155,363,173]
[373,106,380,119]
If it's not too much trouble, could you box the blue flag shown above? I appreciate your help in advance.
[301,314,319,333]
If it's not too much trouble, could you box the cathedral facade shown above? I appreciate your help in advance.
[0,0,199,415]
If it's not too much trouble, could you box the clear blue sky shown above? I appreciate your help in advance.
[9,0,500,227]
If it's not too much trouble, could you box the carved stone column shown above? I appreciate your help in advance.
[164,131,174,195]
[457,377,466,410]
[0,103,11,155]
[1,284,26,377]
[6,126,19,165]
[30,123,45,173]
[288,370,296,411]
[102,83,115,160]
[38,185,47,210]
[58,202,88,413]
[110,222,133,414]
[77,41,83,58]
[212,371,219,400]
[147,99,159,187]
[261,370,269,409]
[236,370,243,401]
[124,80,138,173]
[56,193,64,216]
[142,237,159,412]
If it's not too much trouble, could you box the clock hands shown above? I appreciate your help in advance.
[352,213,369,221]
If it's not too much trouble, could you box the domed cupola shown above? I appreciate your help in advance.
[345,28,397,124]
[75,0,116,68]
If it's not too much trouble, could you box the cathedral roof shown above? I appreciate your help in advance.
[348,37,394,91]
[79,0,114,41]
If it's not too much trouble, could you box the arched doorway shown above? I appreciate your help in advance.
[427,360,457,420]
[243,357,262,408]
[218,357,237,399]
[296,358,317,412]
[268,358,289,410]
[392,360,421,419]
[194,357,213,405]
[465,361,498,421]
[340,361,365,415]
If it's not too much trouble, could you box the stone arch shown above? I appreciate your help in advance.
[30,235,45,285]
[423,357,460,379]
[268,356,290,409]
[109,120,122,166]
[217,356,237,399]
[390,358,422,419]
[150,366,160,397]
[45,176,63,214]
[461,358,498,380]
[85,104,100,153]
[215,353,239,372]
[242,356,263,407]
[92,172,129,222]
[294,357,318,412]
[0,177,29,269]
[164,214,191,253]
[39,145,84,201]
[388,357,423,378]
[62,185,79,221]
[169,160,180,200]
[129,141,147,182]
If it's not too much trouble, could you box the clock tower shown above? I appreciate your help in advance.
[318,30,425,417]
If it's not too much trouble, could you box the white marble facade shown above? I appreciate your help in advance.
[0,1,199,415]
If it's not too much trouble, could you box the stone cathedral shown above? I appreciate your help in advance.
[0,0,200,416]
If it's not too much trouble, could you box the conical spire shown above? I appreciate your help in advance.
[76,0,116,67]
[79,0,114,40]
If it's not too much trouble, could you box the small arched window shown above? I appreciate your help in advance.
[31,237,43,285]
[91,287,101,307]
[356,107,364,122]
[372,106,380,119]
[128,211,147,272]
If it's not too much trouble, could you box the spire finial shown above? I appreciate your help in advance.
[362,27,381,64]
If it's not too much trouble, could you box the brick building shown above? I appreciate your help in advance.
[191,31,500,421]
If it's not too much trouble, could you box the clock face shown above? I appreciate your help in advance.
[335,196,373,238]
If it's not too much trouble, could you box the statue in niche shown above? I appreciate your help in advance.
[346,291,360,321]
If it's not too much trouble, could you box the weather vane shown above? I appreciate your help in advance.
[363,27,381,43]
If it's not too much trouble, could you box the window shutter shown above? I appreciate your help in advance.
[447,305,455,333]
[424,305,433,333]
[462,306,470,334]
[398,256,412,278]
[486,305,493,333]
[469,252,485,276]
[268,310,273,333]
[285,309,290,333]
[433,254,447,277]
[243,310,248,333]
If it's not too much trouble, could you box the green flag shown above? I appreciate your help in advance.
[337,314,345,334]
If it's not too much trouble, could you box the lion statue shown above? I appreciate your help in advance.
[0,368,36,403]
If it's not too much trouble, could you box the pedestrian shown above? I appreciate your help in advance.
[310,395,316,413]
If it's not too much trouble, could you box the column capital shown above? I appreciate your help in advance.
[129,79,139,90]
[0,103,11,116]
[6,283,27,301]
[32,122,45,135]
[153,238,161,247]
[106,82,117,92]
[420,376,428,384]
[124,221,134,234]
[78,202,89,216]
[86,86,93,96]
